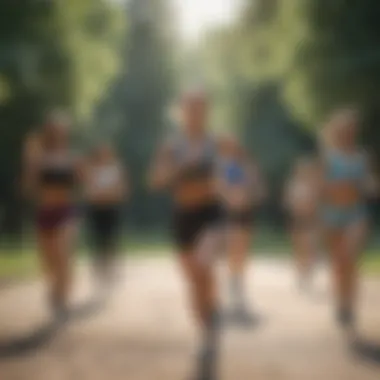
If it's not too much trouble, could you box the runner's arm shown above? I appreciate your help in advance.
[22,134,41,198]
[148,141,177,191]
[363,152,380,198]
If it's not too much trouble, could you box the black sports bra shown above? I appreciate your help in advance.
[38,154,76,187]
[39,167,75,187]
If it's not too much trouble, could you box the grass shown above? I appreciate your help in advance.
[0,234,173,282]
[0,230,379,282]
[362,250,380,275]
[0,249,38,282]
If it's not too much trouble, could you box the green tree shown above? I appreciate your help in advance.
[243,0,380,135]
[114,0,176,229]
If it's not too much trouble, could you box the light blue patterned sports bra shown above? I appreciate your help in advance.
[325,150,367,187]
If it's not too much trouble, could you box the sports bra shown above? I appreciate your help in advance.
[39,153,75,187]
[325,150,367,186]
[171,134,216,182]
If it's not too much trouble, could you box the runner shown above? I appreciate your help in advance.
[22,111,82,323]
[284,158,321,292]
[320,108,378,332]
[148,88,223,380]
[218,134,266,324]
[84,143,127,295]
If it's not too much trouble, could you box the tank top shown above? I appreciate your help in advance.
[87,164,121,195]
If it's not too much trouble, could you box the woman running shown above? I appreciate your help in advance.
[218,135,265,323]
[149,89,223,380]
[284,158,321,292]
[320,108,378,331]
[84,143,127,291]
[22,112,81,323]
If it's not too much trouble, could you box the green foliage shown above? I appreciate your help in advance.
[53,0,127,121]
[99,0,176,228]
[242,0,380,128]
[0,0,126,120]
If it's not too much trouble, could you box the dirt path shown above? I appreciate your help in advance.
[0,257,380,380]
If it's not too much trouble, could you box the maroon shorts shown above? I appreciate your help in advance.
[37,205,76,231]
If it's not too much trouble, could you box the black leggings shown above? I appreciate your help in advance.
[87,204,121,255]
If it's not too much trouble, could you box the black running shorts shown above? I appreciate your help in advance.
[172,202,223,252]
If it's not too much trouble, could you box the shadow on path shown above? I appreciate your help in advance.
[0,321,58,359]
[71,296,105,320]
[0,297,105,359]
[352,337,380,366]
[221,309,269,331]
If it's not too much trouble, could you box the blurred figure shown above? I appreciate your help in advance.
[84,144,127,295]
[320,108,378,332]
[284,158,321,292]
[22,111,81,323]
[149,88,223,380]
[218,134,266,323]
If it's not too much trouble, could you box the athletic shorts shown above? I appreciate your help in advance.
[37,205,76,232]
[288,216,317,232]
[172,202,223,251]
[87,204,121,252]
[321,204,367,229]
[225,208,254,228]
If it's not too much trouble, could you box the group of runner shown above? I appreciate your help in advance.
[149,89,265,379]
[21,90,263,379]
[21,91,378,380]
[22,113,127,321]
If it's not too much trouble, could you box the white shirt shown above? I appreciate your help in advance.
[86,164,121,197]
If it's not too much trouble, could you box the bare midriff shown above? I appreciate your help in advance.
[225,187,252,212]
[174,180,215,208]
[39,186,74,207]
[325,181,360,207]
[292,204,317,220]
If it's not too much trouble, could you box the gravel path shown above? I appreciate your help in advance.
[0,257,379,380]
